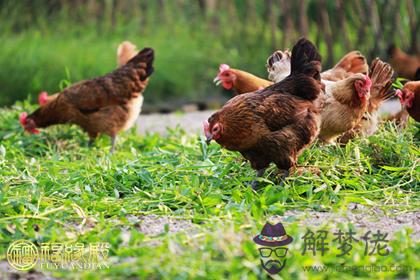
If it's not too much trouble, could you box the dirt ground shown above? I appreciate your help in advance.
[136,100,402,136]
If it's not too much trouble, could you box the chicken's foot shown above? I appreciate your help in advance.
[251,168,267,190]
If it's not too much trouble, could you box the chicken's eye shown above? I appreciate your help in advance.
[213,127,218,132]
[225,73,230,77]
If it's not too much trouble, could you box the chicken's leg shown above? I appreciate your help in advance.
[88,139,95,147]
[87,132,99,148]
[110,136,117,154]
[251,168,267,190]
[279,169,290,187]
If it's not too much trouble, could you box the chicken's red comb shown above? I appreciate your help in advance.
[20,112,27,126]
[365,75,372,89]
[39,91,48,106]
[219,64,230,73]
[396,89,403,99]
[203,120,210,135]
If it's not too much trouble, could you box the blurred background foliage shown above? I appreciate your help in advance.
[0,0,419,110]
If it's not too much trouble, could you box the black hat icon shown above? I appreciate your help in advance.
[253,222,293,247]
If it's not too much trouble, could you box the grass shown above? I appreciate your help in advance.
[1,0,415,109]
[0,99,420,279]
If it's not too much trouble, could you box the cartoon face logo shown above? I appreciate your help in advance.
[253,222,293,274]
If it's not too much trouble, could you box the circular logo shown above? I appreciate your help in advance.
[7,239,38,270]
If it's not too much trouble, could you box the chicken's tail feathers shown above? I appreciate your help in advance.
[334,51,368,75]
[414,67,420,81]
[285,37,323,101]
[367,58,396,113]
[338,51,368,73]
[290,38,322,80]
[125,47,155,80]
[117,41,139,67]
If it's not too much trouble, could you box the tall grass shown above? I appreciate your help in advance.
[0,1,273,107]
[0,0,419,107]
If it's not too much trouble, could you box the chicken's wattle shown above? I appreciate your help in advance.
[19,112,39,134]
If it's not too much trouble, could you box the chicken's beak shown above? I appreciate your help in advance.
[213,75,222,86]
[206,135,213,145]
[361,90,370,98]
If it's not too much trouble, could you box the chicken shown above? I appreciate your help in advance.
[204,38,323,190]
[39,41,140,106]
[20,47,155,153]
[267,50,368,83]
[338,58,396,144]
[387,45,420,80]
[317,73,371,144]
[213,64,273,95]
[384,108,410,127]
[397,82,420,123]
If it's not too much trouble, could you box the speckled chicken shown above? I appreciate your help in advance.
[20,47,155,153]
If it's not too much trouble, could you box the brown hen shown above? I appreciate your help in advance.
[20,47,155,153]
[39,41,140,106]
[213,64,273,95]
[397,81,420,123]
[387,45,420,80]
[204,38,323,190]
[338,58,396,144]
